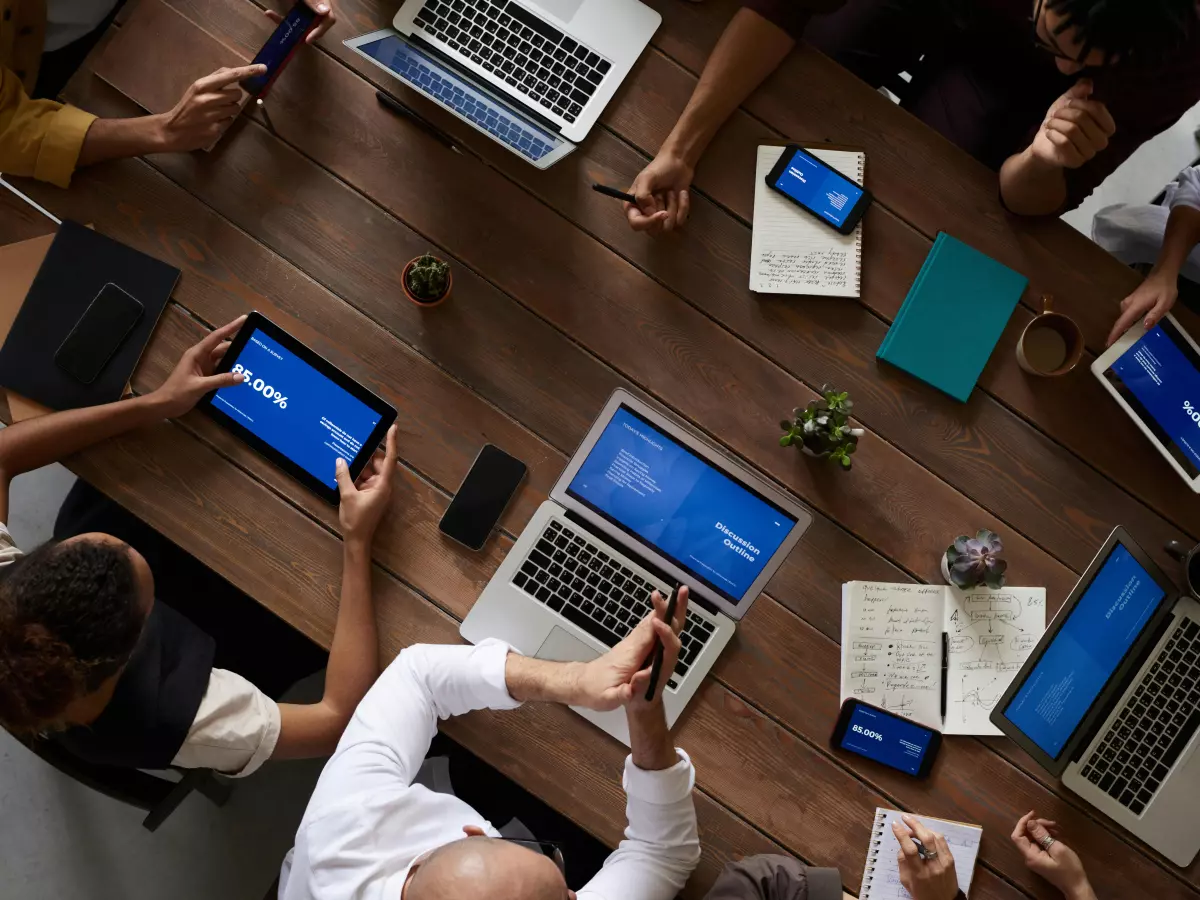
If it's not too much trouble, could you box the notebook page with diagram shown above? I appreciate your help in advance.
[750,146,864,297]
[860,808,981,900]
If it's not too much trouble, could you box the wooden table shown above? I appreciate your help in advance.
[3,0,1199,895]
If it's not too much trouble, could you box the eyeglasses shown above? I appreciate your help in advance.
[1029,0,1079,62]
[501,838,566,876]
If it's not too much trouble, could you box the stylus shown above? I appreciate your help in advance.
[940,632,949,721]
[644,586,680,702]
[376,91,462,154]
[592,183,638,204]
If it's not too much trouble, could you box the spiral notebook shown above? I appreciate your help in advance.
[861,808,982,900]
[750,146,864,297]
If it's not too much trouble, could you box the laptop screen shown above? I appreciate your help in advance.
[565,405,798,604]
[1001,544,1168,759]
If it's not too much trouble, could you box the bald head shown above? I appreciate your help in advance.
[406,837,568,900]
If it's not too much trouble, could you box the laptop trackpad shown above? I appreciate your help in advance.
[536,626,600,663]
[521,0,584,25]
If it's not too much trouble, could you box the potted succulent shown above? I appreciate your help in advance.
[402,253,452,306]
[779,385,864,470]
[942,529,1007,589]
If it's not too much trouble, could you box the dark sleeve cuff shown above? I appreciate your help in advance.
[740,0,848,40]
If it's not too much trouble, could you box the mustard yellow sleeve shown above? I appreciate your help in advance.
[0,66,96,189]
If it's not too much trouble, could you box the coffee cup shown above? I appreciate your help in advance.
[1166,539,1200,598]
[1016,295,1084,377]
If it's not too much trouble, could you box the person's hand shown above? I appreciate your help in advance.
[893,814,960,900]
[152,315,247,417]
[624,151,694,235]
[1028,79,1116,171]
[1106,268,1179,346]
[1011,812,1095,900]
[152,66,265,153]
[572,587,688,711]
[264,0,336,44]
[337,424,398,544]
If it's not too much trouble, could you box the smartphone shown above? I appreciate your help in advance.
[54,283,145,384]
[765,144,872,235]
[830,699,942,778]
[240,1,321,98]
[439,444,527,550]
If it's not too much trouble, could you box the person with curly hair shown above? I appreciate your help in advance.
[622,0,1200,233]
[0,315,398,777]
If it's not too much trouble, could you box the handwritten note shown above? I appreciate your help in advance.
[861,809,981,900]
[841,582,944,729]
[750,146,864,297]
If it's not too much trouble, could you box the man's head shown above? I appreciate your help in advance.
[0,534,154,735]
[1036,0,1197,74]
[405,834,575,900]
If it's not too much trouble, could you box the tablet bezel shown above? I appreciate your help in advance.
[199,312,396,505]
[1091,312,1200,493]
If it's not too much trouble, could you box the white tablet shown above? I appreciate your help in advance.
[1092,312,1200,491]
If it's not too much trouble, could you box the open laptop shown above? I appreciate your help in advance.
[461,389,813,745]
[344,0,660,168]
[991,527,1200,866]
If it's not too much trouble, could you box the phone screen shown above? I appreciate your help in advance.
[241,2,318,96]
[440,445,527,549]
[836,701,939,776]
[54,283,144,384]
[771,147,865,230]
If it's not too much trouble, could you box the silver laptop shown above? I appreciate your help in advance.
[461,389,813,745]
[344,0,660,169]
[991,527,1200,866]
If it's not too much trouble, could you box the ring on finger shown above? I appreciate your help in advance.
[1039,834,1055,851]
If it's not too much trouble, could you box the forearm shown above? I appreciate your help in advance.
[76,114,165,168]
[1063,882,1097,900]
[627,704,678,771]
[661,8,794,167]
[999,148,1068,216]
[1151,205,1200,277]
[320,538,379,718]
[504,652,584,704]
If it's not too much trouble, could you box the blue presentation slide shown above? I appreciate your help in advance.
[1004,545,1166,757]
[773,150,864,228]
[567,407,795,600]
[212,329,383,489]
[1110,323,1200,473]
[840,704,933,776]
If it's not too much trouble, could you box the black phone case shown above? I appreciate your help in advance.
[764,144,871,236]
[54,287,145,385]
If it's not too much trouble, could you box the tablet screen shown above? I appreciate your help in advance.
[1103,318,1200,479]
[211,328,385,489]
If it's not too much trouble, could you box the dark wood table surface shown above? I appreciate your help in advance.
[2,0,1199,895]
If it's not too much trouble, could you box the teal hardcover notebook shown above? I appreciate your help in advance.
[877,233,1027,402]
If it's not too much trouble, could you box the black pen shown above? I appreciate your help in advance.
[592,182,637,203]
[376,91,461,154]
[911,836,932,861]
[940,632,949,721]
[644,586,680,701]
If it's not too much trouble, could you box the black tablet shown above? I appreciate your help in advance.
[199,313,396,504]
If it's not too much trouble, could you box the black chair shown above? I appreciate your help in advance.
[25,737,232,831]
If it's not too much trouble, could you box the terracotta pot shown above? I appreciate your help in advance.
[402,258,452,307]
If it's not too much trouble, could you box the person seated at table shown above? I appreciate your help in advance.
[0,315,396,778]
[1095,163,1200,345]
[702,811,1098,900]
[623,0,1200,233]
[0,0,336,189]
[278,589,700,900]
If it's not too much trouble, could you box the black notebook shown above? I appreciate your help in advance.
[0,221,179,410]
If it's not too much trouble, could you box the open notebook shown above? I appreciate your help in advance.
[750,146,865,297]
[861,808,981,900]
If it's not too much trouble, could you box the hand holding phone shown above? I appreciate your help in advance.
[241,1,325,97]
[765,144,872,235]
[830,699,942,777]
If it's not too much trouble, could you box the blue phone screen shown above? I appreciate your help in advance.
[772,148,864,228]
[242,3,317,94]
[839,703,936,775]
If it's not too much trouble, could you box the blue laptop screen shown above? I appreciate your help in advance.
[1002,545,1168,758]
[566,406,798,604]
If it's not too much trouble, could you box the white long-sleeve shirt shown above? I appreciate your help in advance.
[278,640,700,900]
[1093,165,1200,285]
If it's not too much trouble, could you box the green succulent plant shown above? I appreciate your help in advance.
[779,385,864,471]
[945,529,1007,589]
[406,253,451,301]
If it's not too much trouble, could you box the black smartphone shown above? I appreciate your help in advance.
[439,444,527,550]
[830,699,942,778]
[54,282,145,384]
[765,144,872,235]
[240,1,321,97]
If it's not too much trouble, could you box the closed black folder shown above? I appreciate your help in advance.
[0,221,180,410]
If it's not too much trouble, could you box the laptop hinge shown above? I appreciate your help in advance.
[561,509,723,618]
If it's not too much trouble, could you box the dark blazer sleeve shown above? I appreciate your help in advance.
[703,855,843,900]
[740,0,849,40]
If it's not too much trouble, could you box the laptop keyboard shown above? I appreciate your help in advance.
[414,0,612,124]
[511,518,716,683]
[1080,618,1200,816]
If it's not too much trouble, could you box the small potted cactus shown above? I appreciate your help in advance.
[942,529,1007,589]
[402,252,452,306]
[779,385,864,470]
